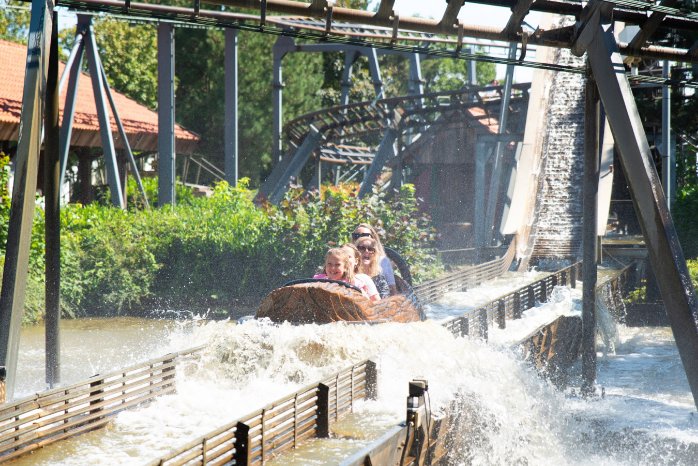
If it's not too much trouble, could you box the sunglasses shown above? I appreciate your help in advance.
[352,232,372,240]
[357,245,376,253]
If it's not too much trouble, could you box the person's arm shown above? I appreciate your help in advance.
[364,276,381,302]
[379,256,398,295]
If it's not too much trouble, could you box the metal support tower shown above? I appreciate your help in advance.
[225,28,239,186]
[0,0,54,400]
[158,22,176,205]
[358,111,401,198]
[575,0,698,409]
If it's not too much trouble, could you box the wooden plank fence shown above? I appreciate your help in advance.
[0,347,202,462]
[414,240,516,304]
[150,360,377,466]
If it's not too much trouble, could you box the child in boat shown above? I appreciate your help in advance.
[313,247,380,302]
[341,243,381,302]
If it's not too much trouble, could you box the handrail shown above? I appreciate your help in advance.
[414,240,517,304]
[0,346,203,462]
[149,359,377,466]
[442,261,583,340]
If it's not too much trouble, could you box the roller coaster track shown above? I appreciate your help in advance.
[259,83,530,202]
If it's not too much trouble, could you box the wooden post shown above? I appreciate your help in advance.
[233,422,250,465]
[317,384,330,438]
[497,299,506,329]
[365,360,377,400]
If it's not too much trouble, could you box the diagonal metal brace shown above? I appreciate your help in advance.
[266,126,324,204]
[358,110,401,198]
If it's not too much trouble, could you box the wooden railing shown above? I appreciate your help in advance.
[442,262,582,339]
[0,347,202,462]
[150,359,377,466]
[414,240,516,305]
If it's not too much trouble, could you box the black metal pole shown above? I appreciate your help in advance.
[0,0,54,399]
[44,12,61,388]
[582,62,600,396]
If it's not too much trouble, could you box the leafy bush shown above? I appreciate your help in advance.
[4,173,442,321]
[675,185,698,260]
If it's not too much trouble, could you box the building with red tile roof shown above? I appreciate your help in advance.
[0,39,199,153]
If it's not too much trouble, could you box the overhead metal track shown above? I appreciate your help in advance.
[55,0,698,64]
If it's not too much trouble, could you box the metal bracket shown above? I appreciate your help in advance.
[519,31,529,61]
[455,21,464,54]
[391,14,399,45]
[324,5,333,37]
[260,0,267,28]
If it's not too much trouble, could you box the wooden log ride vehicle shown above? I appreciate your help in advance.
[256,278,425,324]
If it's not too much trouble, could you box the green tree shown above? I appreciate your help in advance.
[0,1,29,44]
[94,19,159,109]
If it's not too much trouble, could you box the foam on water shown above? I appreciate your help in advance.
[12,276,698,465]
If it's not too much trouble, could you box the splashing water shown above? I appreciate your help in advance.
[11,276,698,465]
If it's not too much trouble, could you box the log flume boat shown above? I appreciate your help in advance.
[256,278,425,324]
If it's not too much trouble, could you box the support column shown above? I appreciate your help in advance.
[0,0,54,400]
[44,12,61,389]
[340,51,358,107]
[366,47,383,99]
[59,28,85,190]
[582,65,600,395]
[484,43,517,245]
[158,22,176,205]
[582,4,698,409]
[84,15,124,208]
[661,60,673,210]
[224,28,239,186]
[358,112,400,198]
[474,141,490,255]
[272,37,291,162]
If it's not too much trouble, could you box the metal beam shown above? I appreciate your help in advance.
[0,0,54,400]
[582,63,600,396]
[53,0,698,63]
[583,6,698,410]
[366,47,383,99]
[627,0,678,52]
[98,60,149,208]
[83,15,124,208]
[267,126,324,204]
[661,60,673,210]
[44,11,61,389]
[502,0,536,38]
[225,28,239,186]
[272,36,292,162]
[484,42,517,245]
[340,50,359,107]
[158,22,176,205]
[440,0,464,27]
[59,31,85,190]
[358,112,400,198]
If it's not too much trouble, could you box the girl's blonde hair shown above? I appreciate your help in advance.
[341,243,361,274]
[355,237,381,277]
[353,223,386,257]
[324,247,355,282]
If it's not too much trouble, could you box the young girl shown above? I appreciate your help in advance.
[341,243,381,302]
[313,247,380,302]
[313,248,354,283]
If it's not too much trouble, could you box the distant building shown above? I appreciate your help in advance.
[0,39,199,202]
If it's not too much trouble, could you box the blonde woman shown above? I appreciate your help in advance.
[352,223,397,295]
[354,236,391,299]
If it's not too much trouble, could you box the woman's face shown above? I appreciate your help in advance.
[356,240,376,264]
[325,253,346,281]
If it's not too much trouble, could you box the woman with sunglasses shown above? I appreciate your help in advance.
[352,224,398,296]
[354,236,392,299]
